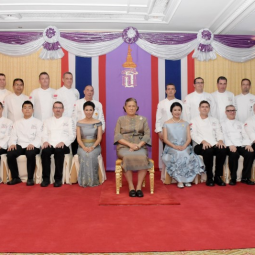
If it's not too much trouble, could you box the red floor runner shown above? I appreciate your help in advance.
[0,171,255,253]
[99,175,180,205]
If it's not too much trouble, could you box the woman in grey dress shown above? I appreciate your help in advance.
[77,101,102,187]
[162,102,204,188]
[114,98,152,198]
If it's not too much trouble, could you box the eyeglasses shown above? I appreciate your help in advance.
[53,107,63,109]
[226,110,237,112]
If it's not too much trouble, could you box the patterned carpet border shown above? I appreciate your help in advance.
[1,249,255,254]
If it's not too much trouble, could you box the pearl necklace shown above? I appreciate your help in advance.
[171,118,181,123]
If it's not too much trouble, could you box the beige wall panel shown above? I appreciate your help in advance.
[0,50,61,96]
[195,54,255,95]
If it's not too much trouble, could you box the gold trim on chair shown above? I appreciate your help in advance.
[115,159,154,194]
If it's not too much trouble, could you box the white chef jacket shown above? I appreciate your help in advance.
[235,93,255,123]
[0,117,13,149]
[54,86,80,118]
[42,116,75,147]
[244,115,255,143]
[4,93,29,122]
[212,90,236,122]
[0,88,11,107]
[221,119,251,147]
[190,116,223,146]
[9,116,43,148]
[155,98,183,133]
[29,87,56,121]
[183,91,216,122]
[72,98,105,132]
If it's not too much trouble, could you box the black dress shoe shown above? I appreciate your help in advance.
[214,176,226,186]
[229,179,236,186]
[206,178,215,187]
[129,190,136,197]
[241,178,255,185]
[54,181,62,187]
[7,178,22,185]
[26,179,34,186]
[40,180,50,187]
[136,190,144,197]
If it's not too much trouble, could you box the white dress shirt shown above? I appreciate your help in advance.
[212,90,236,122]
[183,91,216,122]
[9,116,43,148]
[244,115,255,143]
[221,119,251,146]
[4,93,29,122]
[54,86,80,118]
[42,116,75,147]
[0,117,13,149]
[72,98,105,132]
[155,98,183,133]
[190,116,223,146]
[29,88,56,121]
[235,93,255,123]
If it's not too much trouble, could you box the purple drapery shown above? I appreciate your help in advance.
[60,32,122,43]
[0,31,255,48]
[214,35,255,48]
[0,32,42,45]
[139,33,197,45]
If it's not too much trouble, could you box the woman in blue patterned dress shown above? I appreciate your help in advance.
[162,102,204,188]
[76,101,102,187]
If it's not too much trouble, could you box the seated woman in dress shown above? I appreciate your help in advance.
[77,101,102,187]
[162,102,204,188]
[114,98,152,198]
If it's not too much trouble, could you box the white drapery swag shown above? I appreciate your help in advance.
[137,38,255,62]
[136,38,198,60]
[59,37,123,57]
[40,48,64,60]
[0,29,255,62]
[0,37,44,56]
[212,41,255,63]
[192,47,217,61]
[0,36,123,58]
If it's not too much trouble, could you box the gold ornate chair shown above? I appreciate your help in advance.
[115,158,154,194]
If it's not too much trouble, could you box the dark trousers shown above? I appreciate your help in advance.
[71,138,78,155]
[0,148,7,166]
[41,145,70,182]
[0,148,7,157]
[194,144,227,179]
[7,145,40,180]
[227,146,255,180]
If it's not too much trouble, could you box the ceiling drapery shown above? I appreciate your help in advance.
[0,26,254,62]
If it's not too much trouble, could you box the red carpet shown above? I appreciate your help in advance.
[99,175,180,205]
[0,171,255,253]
